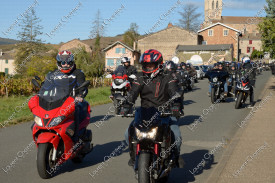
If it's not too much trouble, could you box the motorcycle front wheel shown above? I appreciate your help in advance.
[235,93,243,109]
[138,152,152,183]
[37,143,56,179]
[211,88,217,104]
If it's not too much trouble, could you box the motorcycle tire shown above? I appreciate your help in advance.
[211,88,217,104]
[37,143,55,179]
[138,152,151,183]
[235,93,243,109]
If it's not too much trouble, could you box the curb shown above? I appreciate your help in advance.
[206,75,273,183]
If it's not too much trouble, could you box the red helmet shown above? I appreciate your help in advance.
[139,49,163,74]
[56,50,75,73]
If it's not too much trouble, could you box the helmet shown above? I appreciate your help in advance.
[242,57,250,64]
[171,56,179,64]
[164,61,176,71]
[180,62,186,67]
[121,57,130,63]
[56,50,74,73]
[225,62,230,67]
[139,49,163,74]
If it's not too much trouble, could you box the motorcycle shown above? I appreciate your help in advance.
[106,65,136,117]
[235,75,251,109]
[207,71,228,104]
[128,107,180,183]
[29,76,93,179]
[181,70,194,91]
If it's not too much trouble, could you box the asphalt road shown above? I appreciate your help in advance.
[0,71,271,183]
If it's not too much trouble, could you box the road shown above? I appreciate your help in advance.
[0,71,271,183]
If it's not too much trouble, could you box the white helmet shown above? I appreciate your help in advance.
[121,57,130,63]
[242,57,250,64]
[172,56,179,64]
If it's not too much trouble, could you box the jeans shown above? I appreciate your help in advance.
[209,82,228,93]
[124,113,182,153]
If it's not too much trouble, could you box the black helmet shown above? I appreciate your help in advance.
[164,61,176,71]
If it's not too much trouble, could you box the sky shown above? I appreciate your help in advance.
[0,0,267,44]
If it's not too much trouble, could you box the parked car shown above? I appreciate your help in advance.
[194,65,205,80]
[200,65,210,77]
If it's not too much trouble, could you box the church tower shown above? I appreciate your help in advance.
[205,0,223,23]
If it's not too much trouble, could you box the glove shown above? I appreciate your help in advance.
[75,96,83,103]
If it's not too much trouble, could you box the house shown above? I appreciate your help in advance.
[239,33,262,58]
[59,39,92,53]
[0,49,15,75]
[137,23,198,60]
[198,22,241,60]
[103,41,140,70]
[176,44,233,65]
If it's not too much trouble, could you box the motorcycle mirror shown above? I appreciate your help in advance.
[106,74,112,78]
[35,76,42,81]
[31,79,41,88]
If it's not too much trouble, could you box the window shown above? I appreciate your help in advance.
[249,40,252,44]
[212,1,214,9]
[115,47,126,54]
[5,59,8,64]
[5,68,8,74]
[208,29,213,36]
[202,41,207,45]
[216,1,219,9]
[223,29,229,36]
[107,59,114,66]
[247,47,251,53]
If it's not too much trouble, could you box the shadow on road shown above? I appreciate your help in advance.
[55,140,128,177]
[183,100,196,106]
[178,115,201,126]
[90,115,115,124]
[168,150,216,183]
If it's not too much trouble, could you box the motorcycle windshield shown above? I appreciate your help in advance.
[134,107,161,130]
[38,76,71,110]
[113,65,127,76]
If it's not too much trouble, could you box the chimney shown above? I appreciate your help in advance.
[167,23,173,28]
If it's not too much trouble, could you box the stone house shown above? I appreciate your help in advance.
[137,23,198,60]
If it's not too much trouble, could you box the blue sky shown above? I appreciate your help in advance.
[0,0,267,44]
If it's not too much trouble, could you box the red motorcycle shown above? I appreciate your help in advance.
[29,76,93,179]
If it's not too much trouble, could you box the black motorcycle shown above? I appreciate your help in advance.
[206,70,228,104]
[128,107,179,183]
[235,75,251,109]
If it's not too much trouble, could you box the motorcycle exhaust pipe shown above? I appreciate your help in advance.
[159,160,173,179]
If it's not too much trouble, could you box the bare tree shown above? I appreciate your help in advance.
[90,9,104,39]
[178,4,201,32]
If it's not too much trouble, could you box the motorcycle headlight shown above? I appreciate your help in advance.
[34,116,43,126]
[49,116,65,127]
[213,77,218,82]
[114,79,124,85]
[135,127,158,140]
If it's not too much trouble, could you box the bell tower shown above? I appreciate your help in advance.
[205,0,222,23]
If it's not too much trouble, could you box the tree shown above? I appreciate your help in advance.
[89,10,104,39]
[258,0,275,58]
[15,8,46,75]
[178,3,201,32]
[123,23,139,47]
[265,0,275,18]
[251,49,264,60]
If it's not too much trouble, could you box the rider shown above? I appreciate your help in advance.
[121,57,137,76]
[47,50,88,142]
[124,49,184,168]
[241,57,256,107]
[207,62,229,97]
